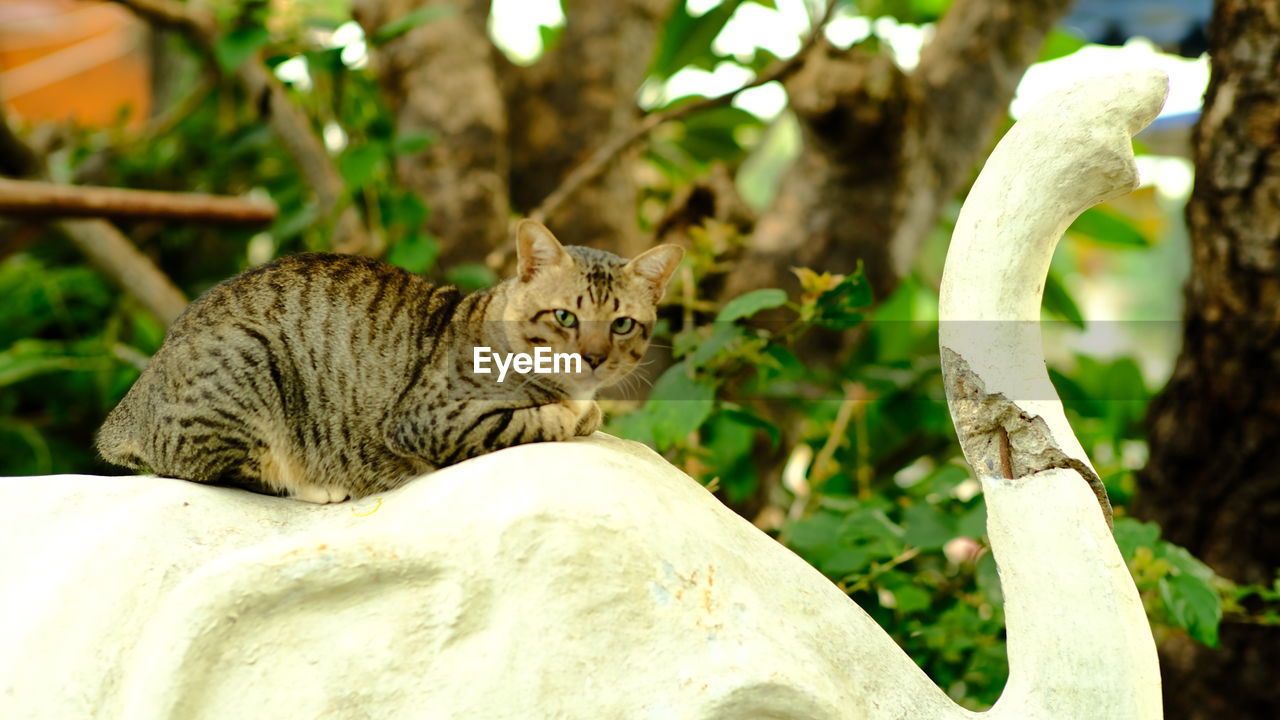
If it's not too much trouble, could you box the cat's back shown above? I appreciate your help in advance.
[169,253,436,334]
[155,252,465,386]
[97,253,462,476]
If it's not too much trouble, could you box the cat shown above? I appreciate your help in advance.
[96,220,683,503]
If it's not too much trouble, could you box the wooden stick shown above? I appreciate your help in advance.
[0,178,276,225]
[1,112,190,326]
[59,218,189,324]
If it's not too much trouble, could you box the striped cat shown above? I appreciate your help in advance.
[96,220,682,503]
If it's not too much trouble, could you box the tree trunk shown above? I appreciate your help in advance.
[502,0,674,258]
[1138,0,1280,717]
[353,0,510,268]
[726,0,1075,302]
[358,0,673,267]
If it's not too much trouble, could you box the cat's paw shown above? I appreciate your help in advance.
[292,485,351,504]
[573,400,602,436]
[537,402,580,439]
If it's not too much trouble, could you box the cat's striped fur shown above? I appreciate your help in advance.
[96,221,682,503]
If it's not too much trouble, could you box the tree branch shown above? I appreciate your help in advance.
[108,0,370,253]
[527,0,839,228]
[1,111,189,326]
[0,178,276,225]
[59,219,190,325]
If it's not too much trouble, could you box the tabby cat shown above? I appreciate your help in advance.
[96,220,683,503]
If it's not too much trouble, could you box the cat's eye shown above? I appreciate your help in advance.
[611,317,636,335]
[554,309,578,328]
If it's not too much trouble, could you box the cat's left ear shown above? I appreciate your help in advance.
[625,245,684,304]
[516,220,573,282]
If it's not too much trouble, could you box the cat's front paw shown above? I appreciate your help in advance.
[573,400,602,436]
[537,402,581,439]
[537,400,601,440]
[292,484,351,504]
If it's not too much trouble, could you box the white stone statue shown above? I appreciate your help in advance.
[0,69,1166,719]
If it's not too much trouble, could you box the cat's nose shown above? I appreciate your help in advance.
[582,351,607,370]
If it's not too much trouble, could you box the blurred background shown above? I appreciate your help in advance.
[0,0,1274,716]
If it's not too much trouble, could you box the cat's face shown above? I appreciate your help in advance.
[499,221,683,398]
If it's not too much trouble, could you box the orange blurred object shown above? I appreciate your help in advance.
[0,0,151,129]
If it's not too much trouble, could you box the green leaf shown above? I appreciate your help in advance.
[649,0,746,81]
[386,233,438,274]
[446,264,498,291]
[1069,206,1151,248]
[701,411,762,502]
[671,328,701,358]
[1104,357,1149,403]
[890,584,932,614]
[816,270,873,329]
[1113,518,1161,559]
[1158,541,1215,582]
[0,340,94,386]
[1039,29,1087,62]
[744,46,780,74]
[787,512,842,551]
[717,407,780,448]
[902,502,955,550]
[670,105,765,163]
[956,503,988,539]
[704,410,756,460]
[385,191,428,231]
[717,288,788,322]
[392,131,435,156]
[537,23,564,54]
[821,547,870,576]
[1160,573,1222,646]
[975,551,1003,604]
[214,26,271,73]
[1042,268,1086,329]
[753,344,806,387]
[607,409,655,446]
[337,143,385,190]
[839,509,903,544]
[645,361,716,448]
[689,323,742,366]
[269,203,318,243]
[372,7,456,44]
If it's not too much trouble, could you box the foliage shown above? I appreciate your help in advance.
[603,212,1227,708]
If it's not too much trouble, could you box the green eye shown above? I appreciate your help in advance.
[554,309,578,328]
[611,317,636,335]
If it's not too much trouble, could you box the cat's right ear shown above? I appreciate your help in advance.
[516,220,572,282]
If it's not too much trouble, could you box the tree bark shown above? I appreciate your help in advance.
[357,0,673,267]
[354,0,509,268]
[0,178,276,225]
[502,0,673,258]
[726,43,911,300]
[727,0,1074,302]
[1138,1,1280,717]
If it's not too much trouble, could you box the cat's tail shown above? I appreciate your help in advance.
[96,393,149,471]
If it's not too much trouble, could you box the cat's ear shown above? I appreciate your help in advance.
[625,245,684,304]
[516,220,572,282]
